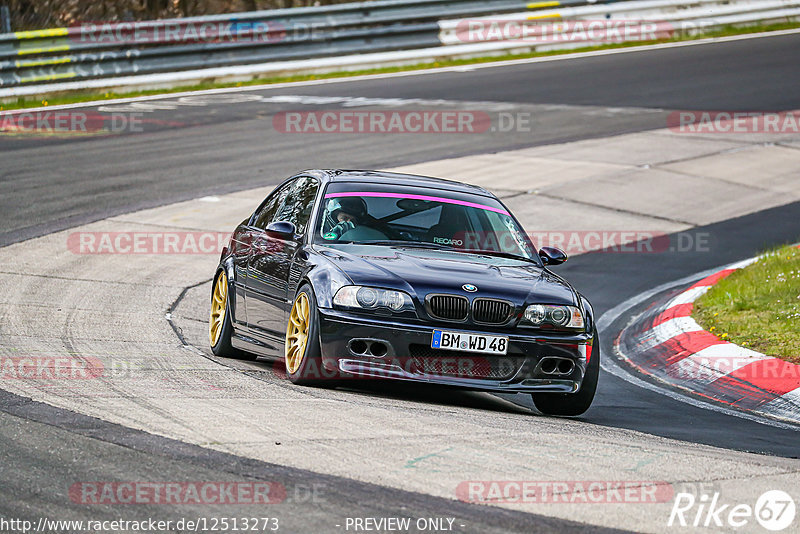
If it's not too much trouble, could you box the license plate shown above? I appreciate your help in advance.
[431,329,508,355]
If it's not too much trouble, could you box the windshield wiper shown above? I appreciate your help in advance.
[458,249,538,263]
[326,240,446,248]
[363,240,449,250]
[329,241,536,262]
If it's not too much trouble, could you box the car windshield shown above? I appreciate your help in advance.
[314,184,537,262]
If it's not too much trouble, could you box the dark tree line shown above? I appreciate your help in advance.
[3,0,360,31]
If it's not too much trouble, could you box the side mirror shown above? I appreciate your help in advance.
[539,246,568,266]
[265,221,296,239]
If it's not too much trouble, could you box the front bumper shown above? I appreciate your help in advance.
[317,308,594,394]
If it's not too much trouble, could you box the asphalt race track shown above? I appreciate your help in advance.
[3,32,800,246]
[1,32,800,533]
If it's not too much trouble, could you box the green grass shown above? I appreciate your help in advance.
[694,244,800,364]
[1,20,799,111]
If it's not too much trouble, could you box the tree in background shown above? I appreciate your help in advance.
[2,0,358,31]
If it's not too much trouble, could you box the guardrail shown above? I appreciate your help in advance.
[0,0,797,96]
[0,0,611,88]
[438,0,800,50]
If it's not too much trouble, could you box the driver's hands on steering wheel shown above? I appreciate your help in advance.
[328,220,356,240]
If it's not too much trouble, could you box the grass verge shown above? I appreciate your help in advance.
[1,21,800,111]
[694,243,800,364]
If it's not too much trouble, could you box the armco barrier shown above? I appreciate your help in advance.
[0,0,610,88]
[439,0,800,49]
[0,0,798,96]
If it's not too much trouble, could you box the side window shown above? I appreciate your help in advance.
[252,180,295,230]
[273,177,320,233]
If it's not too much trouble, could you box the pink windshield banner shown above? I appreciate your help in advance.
[324,192,510,216]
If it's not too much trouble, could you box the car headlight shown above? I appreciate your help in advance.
[522,304,584,329]
[333,286,415,313]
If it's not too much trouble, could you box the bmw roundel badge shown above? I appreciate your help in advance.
[462,284,478,292]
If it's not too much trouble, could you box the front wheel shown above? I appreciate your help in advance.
[531,329,599,416]
[209,270,256,360]
[284,284,326,386]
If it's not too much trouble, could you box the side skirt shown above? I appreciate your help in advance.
[231,327,282,360]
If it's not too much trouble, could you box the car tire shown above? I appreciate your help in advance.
[209,270,257,360]
[531,328,599,416]
[284,284,328,386]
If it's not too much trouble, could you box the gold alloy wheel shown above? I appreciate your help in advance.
[209,271,228,347]
[285,292,310,375]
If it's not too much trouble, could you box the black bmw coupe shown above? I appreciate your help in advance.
[210,170,598,416]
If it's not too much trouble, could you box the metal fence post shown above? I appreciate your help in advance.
[0,5,11,34]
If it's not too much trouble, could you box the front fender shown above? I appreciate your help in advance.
[578,293,595,334]
[305,261,352,309]
[217,258,242,325]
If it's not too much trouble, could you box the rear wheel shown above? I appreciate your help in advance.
[209,270,256,360]
[531,329,599,416]
[285,284,326,386]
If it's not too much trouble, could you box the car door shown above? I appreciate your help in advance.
[229,223,257,330]
[246,177,319,344]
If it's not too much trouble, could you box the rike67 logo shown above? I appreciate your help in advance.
[669,490,796,531]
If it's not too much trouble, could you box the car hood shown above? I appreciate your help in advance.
[314,244,578,307]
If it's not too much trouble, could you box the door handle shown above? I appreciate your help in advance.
[254,239,283,253]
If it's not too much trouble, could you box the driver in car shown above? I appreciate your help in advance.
[323,197,369,240]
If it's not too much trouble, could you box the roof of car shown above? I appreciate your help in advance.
[303,169,494,197]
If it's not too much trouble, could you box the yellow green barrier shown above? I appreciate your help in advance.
[13,28,69,39]
[15,57,72,68]
[527,1,561,8]
[15,43,70,55]
[19,71,77,83]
